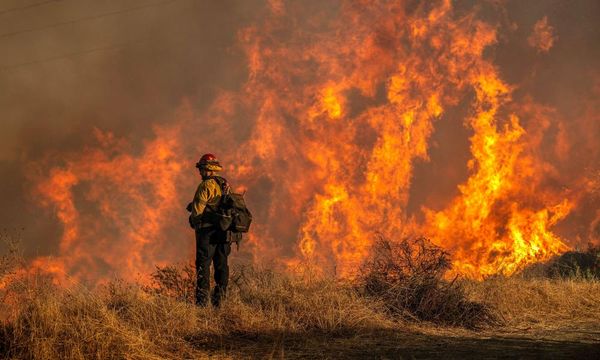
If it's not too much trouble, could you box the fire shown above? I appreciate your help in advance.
[528,16,557,53]
[322,91,342,119]
[27,124,186,283]
[423,72,572,277]
[23,1,599,283]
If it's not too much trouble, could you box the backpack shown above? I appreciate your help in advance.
[204,176,253,247]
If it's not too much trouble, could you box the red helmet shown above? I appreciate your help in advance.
[200,153,217,163]
[196,153,223,171]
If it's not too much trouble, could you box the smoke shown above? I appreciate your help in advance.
[0,0,259,259]
[0,0,598,282]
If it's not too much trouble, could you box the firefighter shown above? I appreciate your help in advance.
[187,153,231,307]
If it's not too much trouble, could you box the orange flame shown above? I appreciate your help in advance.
[24,1,598,283]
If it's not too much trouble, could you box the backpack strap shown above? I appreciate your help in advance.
[208,176,230,195]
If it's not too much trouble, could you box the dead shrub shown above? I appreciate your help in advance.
[546,245,600,279]
[0,230,24,280]
[143,263,196,303]
[359,236,499,328]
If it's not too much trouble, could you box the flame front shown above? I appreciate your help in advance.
[26,1,599,283]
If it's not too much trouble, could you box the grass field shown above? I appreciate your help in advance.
[1,240,600,359]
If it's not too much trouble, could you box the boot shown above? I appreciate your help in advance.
[196,288,209,307]
[211,285,227,307]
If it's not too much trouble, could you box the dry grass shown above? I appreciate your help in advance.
[464,276,600,329]
[1,235,599,359]
[0,265,391,359]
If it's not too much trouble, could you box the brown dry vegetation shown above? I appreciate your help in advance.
[1,266,393,359]
[465,276,600,330]
[359,237,499,328]
[1,237,600,359]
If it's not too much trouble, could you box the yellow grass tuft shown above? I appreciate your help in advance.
[1,235,599,358]
[464,276,600,329]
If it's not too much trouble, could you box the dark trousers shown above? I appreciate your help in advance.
[195,227,231,306]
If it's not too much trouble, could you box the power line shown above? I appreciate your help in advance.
[0,0,196,73]
[0,0,62,16]
[0,38,149,72]
[0,0,178,39]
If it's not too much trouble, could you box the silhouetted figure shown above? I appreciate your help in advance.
[187,153,231,307]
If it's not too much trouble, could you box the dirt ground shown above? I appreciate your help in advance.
[188,323,600,359]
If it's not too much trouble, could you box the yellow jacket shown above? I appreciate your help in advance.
[190,178,222,226]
